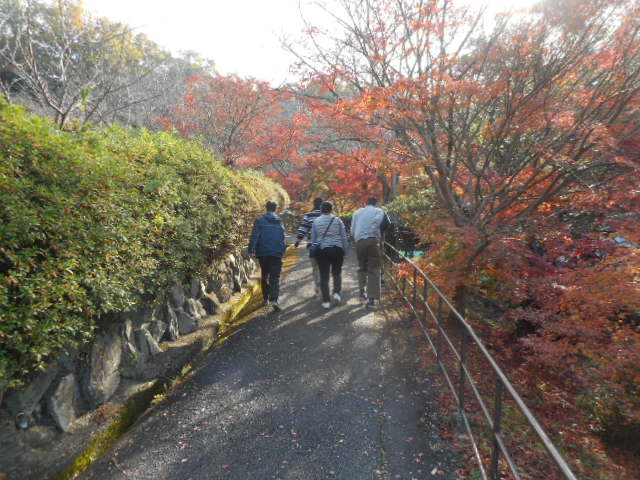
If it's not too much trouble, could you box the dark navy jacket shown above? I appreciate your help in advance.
[248,212,286,258]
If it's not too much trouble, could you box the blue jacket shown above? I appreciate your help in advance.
[248,213,286,258]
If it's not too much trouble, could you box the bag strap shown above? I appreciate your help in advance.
[319,216,336,242]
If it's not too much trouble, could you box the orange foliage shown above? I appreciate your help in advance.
[287,0,640,476]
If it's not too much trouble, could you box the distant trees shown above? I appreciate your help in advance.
[161,74,281,165]
[0,0,214,128]
[160,73,317,195]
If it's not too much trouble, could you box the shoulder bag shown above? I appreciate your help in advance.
[310,216,335,258]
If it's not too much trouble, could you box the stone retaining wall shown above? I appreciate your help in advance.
[0,249,257,475]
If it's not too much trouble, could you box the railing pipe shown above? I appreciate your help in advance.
[490,380,505,479]
[422,280,429,327]
[436,297,443,361]
[382,242,577,480]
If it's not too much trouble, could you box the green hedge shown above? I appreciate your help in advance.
[236,170,289,215]
[0,99,282,391]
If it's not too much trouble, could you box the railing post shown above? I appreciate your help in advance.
[386,253,396,290]
[412,269,417,306]
[422,279,429,324]
[489,379,505,479]
[436,296,444,360]
[458,326,468,414]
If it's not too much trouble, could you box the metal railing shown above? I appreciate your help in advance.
[382,242,577,480]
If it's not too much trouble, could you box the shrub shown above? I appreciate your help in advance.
[0,98,279,390]
[236,169,290,214]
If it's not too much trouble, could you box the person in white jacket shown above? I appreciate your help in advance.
[351,197,390,308]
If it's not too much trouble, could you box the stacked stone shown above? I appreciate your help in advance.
[0,251,257,435]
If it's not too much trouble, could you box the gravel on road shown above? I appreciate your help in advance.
[80,249,460,480]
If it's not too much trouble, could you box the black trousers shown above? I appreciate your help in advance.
[316,246,344,302]
[258,256,282,302]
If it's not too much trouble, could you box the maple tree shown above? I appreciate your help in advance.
[283,0,640,476]
[281,80,410,206]
[289,0,639,251]
[162,72,406,207]
[160,74,280,166]
[161,74,363,207]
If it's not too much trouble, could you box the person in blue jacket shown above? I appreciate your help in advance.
[248,201,286,311]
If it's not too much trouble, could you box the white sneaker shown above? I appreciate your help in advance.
[321,302,331,309]
[333,292,341,303]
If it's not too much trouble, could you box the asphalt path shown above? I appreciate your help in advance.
[79,249,459,480]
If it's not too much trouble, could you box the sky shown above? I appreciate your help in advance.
[83,0,539,86]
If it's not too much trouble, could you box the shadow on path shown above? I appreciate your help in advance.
[80,250,460,480]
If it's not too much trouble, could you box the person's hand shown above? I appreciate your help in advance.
[294,241,300,248]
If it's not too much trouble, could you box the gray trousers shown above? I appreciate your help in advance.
[356,237,381,299]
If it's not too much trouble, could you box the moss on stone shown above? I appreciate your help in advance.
[51,379,167,480]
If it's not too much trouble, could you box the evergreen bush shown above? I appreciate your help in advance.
[236,170,289,214]
[0,99,281,391]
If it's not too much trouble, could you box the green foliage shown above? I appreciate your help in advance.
[235,169,290,214]
[385,177,443,235]
[0,98,274,391]
[0,0,216,128]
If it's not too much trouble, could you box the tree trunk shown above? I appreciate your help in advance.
[382,171,400,203]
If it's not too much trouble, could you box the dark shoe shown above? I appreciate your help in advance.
[271,301,282,312]
[366,298,376,309]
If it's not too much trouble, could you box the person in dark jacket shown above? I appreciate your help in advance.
[248,201,286,311]
[294,197,323,297]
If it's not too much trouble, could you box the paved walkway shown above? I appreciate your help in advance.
[80,249,459,480]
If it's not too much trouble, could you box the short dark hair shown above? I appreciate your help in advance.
[320,201,333,214]
[367,197,378,205]
[266,201,278,212]
[313,197,323,209]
